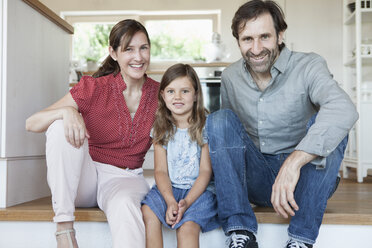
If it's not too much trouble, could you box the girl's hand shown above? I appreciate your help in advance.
[62,106,90,148]
[165,202,178,226]
[173,199,188,228]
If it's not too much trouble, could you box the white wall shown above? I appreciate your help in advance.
[40,0,343,80]
[284,0,343,84]
[0,0,70,207]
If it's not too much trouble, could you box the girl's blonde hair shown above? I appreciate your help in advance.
[153,63,207,146]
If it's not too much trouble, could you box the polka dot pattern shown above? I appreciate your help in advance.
[70,73,159,169]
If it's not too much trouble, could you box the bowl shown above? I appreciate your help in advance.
[348,2,355,13]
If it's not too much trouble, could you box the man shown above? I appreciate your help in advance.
[206,1,358,248]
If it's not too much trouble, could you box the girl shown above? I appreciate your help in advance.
[141,63,219,248]
[26,20,159,248]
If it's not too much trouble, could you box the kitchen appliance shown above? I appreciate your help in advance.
[194,66,225,113]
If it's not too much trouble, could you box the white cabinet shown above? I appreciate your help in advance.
[0,0,71,207]
[342,0,372,182]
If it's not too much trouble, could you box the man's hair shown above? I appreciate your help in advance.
[232,0,287,49]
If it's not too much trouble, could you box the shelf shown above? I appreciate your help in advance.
[362,8,372,22]
[345,11,355,25]
[344,56,372,67]
[344,156,358,163]
[344,58,356,66]
[345,8,372,25]
[343,1,372,183]
[361,7,372,13]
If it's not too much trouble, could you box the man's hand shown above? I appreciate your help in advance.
[271,150,317,218]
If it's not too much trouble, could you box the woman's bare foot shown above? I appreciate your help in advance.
[56,222,79,248]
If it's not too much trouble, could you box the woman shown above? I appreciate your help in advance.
[25,19,159,248]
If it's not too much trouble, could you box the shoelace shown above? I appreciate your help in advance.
[226,232,250,248]
[286,239,309,248]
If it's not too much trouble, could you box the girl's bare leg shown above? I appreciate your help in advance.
[142,205,163,248]
[176,221,200,248]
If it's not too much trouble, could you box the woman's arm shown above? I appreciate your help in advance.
[175,144,212,224]
[25,93,89,148]
[26,93,77,132]
[153,143,178,226]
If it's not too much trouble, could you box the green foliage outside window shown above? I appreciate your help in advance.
[150,33,206,61]
[72,20,212,63]
[73,23,114,63]
[146,19,212,62]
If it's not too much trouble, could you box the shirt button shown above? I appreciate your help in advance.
[259,98,264,102]
[326,149,330,153]
[261,142,265,146]
[259,120,263,124]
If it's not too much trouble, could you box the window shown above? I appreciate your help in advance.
[63,10,220,66]
[72,23,114,63]
[145,19,213,62]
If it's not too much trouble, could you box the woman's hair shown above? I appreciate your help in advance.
[231,0,287,50]
[153,63,207,146]
[92,19,150,78]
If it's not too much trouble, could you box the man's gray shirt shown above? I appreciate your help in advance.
[221,47,358,166]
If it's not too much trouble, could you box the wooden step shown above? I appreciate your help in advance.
[1,175,372,225]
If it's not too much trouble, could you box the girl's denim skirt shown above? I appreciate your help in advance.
[142,185,220,232]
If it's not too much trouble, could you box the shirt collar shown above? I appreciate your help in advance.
[241,60,256,87]
[272,46,291,74]
[113,72,150,92]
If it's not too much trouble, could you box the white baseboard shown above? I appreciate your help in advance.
[0,221,371,248]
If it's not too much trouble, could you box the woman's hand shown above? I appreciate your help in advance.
[165,202,178,227]
[62,106,90,148]
[25,92,85,137]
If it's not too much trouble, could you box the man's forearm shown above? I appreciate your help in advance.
[284,150,318,170]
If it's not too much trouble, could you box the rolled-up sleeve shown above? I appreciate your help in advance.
[295,55,358,163]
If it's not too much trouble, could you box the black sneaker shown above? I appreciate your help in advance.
[226,231,258,248]
[285,238,313,248]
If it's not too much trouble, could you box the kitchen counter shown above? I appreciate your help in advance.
[69,61,231,87]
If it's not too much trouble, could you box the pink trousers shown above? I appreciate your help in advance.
[45,120,150,248]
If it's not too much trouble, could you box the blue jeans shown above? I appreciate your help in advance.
[206,109,347,245]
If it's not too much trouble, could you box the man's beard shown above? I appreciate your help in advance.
[244,46,279,74]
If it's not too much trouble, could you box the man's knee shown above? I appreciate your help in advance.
[338,135,348,153]
[325,134,349,170]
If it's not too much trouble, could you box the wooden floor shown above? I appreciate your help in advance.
[1,173,371,225]
[255,174,372,225]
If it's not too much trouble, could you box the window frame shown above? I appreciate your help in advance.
[61,10,221,68]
